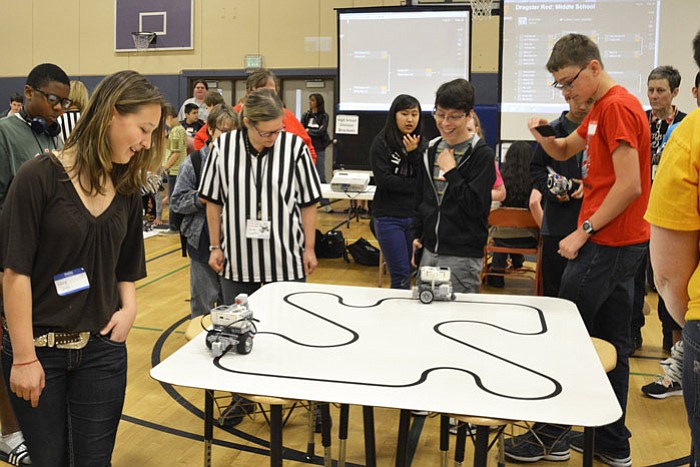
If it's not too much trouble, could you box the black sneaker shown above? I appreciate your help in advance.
[569,431,631,467]
[504,430,570,462]
[641,375,683,399]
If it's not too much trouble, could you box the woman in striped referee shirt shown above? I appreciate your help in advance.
[199,89,322,301]
[57,80,89,143]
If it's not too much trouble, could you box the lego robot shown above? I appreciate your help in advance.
[412,266,457,304]
[205,294,257,357]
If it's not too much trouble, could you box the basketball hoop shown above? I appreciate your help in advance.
[470,0,493,20]
[131,31,157,52]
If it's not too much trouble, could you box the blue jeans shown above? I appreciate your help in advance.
[684,320,700,464]
[374,217,413,289]
[2,331,127,467]
[534,241,645,455]
[315,150,330,206]
[190,259,223,318]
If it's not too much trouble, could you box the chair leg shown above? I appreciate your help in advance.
[320,403,332,467]
[305,401,315,461]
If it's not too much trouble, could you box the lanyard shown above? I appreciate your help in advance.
[244,132,269,220]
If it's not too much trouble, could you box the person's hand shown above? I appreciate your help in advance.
[10,360,44,408]
[558,228,589,259]
[209,249,224,273]
[411,239,423,268]
[570,179,584,199]
[528,117,553,142]
[100,306,137,342]
[437,148,457,173]
[403,134,421,153]
[303,249,318,275]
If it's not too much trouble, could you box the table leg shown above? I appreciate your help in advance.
[363,406,377,467]
[583,427,595,467]
[339,404,349,467]
[270,404,283,467]
[204,390,213,467]
[395,409,411,467]
[455,423,467,467]
[474,425,489,467]
[439,415,449,467]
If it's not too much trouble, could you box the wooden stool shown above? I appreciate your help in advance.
[184,316,330,467]
[581,337,617,467]
[237,394,330,467]
[184,314,211,341]
[439,414,512,467]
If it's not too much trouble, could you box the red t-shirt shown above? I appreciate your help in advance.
[575,86,651,246]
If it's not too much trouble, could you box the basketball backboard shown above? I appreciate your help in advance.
[115,0,193,52]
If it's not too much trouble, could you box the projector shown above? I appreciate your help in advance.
[330,172,370,192]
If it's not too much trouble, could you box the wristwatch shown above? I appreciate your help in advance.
[208,244,222,251]
[582,219,596,235]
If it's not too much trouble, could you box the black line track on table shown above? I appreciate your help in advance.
[150,315,364,466]
[214,292,561,401]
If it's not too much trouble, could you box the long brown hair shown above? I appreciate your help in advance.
[63,70,166,195]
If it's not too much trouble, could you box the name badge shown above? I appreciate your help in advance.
[588,123,597,135]
[246,219,271,239]
[54,268,90,296]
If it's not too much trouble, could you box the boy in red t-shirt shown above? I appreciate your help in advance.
[504,33,649,467]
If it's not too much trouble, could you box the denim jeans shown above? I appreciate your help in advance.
[167,174,179,230]
[420,249,482,294]
[190,259,223,318]
[374,216,413,289]
[534,241,646,455]
[2,331,127,467]
[541,235,568,297]
[683,320,700,464]
[315,150,330,206]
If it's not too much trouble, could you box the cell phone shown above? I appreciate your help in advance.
[534,124,557,137]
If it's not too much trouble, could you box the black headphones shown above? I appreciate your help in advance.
[19,109,61,138]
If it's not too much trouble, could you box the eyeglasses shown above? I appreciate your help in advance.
[432,109,466,123]
[551,64,589,90]
[253,125,285,138]
[33,88,73,110]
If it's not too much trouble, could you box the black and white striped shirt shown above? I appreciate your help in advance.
[57,110,81,143]
[198,129,321,283]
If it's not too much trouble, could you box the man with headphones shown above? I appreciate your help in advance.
[0,63,70,466]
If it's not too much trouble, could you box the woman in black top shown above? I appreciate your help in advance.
[301,94,331,207]
[487,141,537,288]
[0,70,166,466]
[370,94,424,289]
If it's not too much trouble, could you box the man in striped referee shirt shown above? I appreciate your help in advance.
[199,89,322,301]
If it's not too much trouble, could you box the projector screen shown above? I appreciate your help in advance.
[338,8,471,112]
[500,0,661,141]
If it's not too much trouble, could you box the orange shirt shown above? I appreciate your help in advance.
[575,86,651,246]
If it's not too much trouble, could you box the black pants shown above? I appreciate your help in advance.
[541,235,568,298]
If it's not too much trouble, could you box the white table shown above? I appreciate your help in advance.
[151,282,621,466]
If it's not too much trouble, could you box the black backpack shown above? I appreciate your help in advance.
[177,151,204,257]
[347,237,380,266]
[315,229,348,260]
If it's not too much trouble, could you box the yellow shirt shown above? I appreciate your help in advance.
[645,107,700,321]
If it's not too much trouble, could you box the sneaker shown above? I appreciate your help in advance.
[411,410,429,416]
[504,430,570,462]
[641,375,682,399]
[660,356,673,370]
[569,431,631,467]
